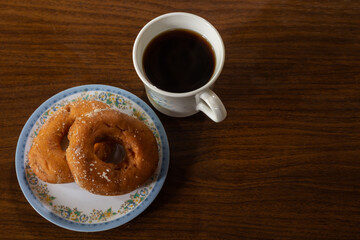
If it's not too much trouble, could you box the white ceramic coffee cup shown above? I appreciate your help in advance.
[133,12,227,122]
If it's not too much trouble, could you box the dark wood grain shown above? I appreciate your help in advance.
[1,0,360,239]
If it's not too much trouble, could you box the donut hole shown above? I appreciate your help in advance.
[60,134,70,151]
[94,141,125,165]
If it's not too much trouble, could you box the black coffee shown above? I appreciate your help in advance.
[143,29,215,93]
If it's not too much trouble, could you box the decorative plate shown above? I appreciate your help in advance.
[15,84,169,232]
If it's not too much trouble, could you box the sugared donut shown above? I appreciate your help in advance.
[28,100,110,183]
[66,109,159,195]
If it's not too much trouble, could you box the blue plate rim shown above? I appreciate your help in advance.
[15,84,170,232]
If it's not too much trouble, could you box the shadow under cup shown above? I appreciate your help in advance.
[133,12,226,122]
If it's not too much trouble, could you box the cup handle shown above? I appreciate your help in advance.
[196,89,227,122]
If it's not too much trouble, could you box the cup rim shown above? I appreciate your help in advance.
[132,12,225,98]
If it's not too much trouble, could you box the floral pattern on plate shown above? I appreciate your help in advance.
[22,87,165,226]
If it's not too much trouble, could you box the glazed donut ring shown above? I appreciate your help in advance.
[66,109,159,195]
[28,100,110,183]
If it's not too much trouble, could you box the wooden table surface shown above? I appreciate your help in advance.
[1,0,360,239]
